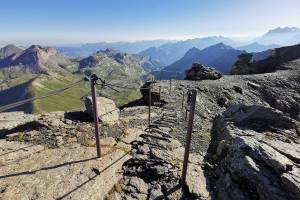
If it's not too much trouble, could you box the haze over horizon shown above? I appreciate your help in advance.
[1,0,300,46]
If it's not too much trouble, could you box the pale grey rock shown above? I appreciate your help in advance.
[85,96,120,123]
[125,176,149,194]
[211,104,300,200]
[149,184,164,199]
[137,144,150,155]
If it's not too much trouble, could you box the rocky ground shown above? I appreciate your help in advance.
[0,59,299,199]
[0,103,207,199]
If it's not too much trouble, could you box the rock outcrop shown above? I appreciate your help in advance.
[231,43,300,74]
[85,96,120,124]
[208,104,300,200]
[185,63,222,81]
[0,105,162,200]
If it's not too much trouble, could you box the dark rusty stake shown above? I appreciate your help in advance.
[148,87,151,125]
[90,74,101,158]
[181,91,185,110]
[169,79,172,95]
[158,86,161,103]
[182,89,197,184]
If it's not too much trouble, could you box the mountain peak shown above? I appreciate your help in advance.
[208,43,233,50]
[265,27,300,35]
[186,47,201,54]
[0,44,23,59]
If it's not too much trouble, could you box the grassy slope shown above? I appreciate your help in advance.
[28,74,142,113]
[28,74,90,113]
[0,61,144,113]
[98,88,142,107]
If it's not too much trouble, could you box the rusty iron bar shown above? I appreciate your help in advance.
[169,79,172,95]
[158,86,161,103]
[182,89,197,184]
[181,91,185,110]
[148,87,152,125]
[90,74,101,158]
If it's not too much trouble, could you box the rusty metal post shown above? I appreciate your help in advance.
[158,86,161,103]
[182,89,197,184]
[90,74,101,158]
[148,87,151,125]
[181,91,185,110]
[169,79,172,95]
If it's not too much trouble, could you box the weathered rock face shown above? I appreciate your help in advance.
[231,44,300,75]
[208,104,300,200]
[185,63,223,81]
[85,96,120,124]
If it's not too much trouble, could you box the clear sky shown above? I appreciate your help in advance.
[0,0,300,45]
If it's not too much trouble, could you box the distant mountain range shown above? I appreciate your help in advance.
[255,27,300,46]
[236,42,280,53]
[57,40,171,57]
[139,36,237,66]
[55,27,300,67]
[151,43,244,79]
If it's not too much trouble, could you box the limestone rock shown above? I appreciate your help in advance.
[85,96,120,123]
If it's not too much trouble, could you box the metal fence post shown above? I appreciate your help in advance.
[169,79,172,95]
[90,74,101,158]
[181,91,185,110]
[148,87,151,125]
[182,89,197,184]
[158,86,161,103]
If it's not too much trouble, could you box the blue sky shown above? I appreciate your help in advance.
[0,0,300,45]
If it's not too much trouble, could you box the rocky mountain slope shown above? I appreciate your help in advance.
[0,45,76,74]
[156,58,300,199]
[0,44,23,59]
[0,46,158,113]
[231,43,300,74]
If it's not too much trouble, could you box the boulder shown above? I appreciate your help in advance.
[84,96,120,123]
[185,63,222,81]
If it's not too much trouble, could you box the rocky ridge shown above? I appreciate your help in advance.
[231,43,300,74]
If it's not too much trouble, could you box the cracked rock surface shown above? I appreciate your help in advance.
[208,104,300,200]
